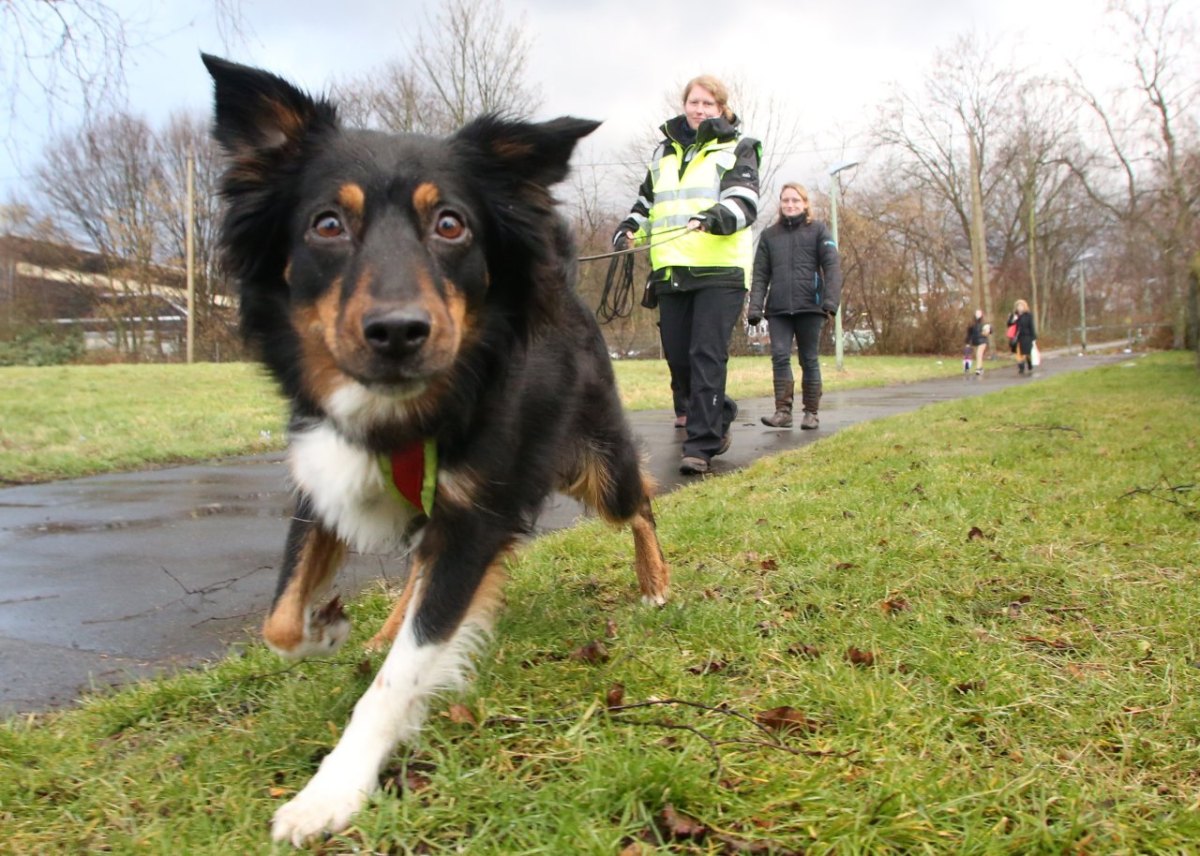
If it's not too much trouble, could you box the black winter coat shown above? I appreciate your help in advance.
[1012,311,1037,355]
[748,215,842,318]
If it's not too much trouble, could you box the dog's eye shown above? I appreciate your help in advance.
[311,212,346,240]
[433,212,466,241]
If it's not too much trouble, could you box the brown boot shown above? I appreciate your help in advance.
[800,381,822,430]
[760,380,794,428]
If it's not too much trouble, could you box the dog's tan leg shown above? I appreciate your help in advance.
[263,507,349,659]
[630,474,669,605]
[567,451,669,605]
[364,559,422,653]
[271,550,509,846]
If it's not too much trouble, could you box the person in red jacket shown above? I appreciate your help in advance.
[747,183,842,429]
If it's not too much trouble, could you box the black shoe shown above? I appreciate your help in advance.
[680,455,709,475]
[715,401,738,456]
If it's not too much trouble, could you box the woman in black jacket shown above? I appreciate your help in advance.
[1011,298,1038,375]
[747,183,842,429]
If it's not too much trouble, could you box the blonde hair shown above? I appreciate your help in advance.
[1014,299,1030,313]
[682,74,734,121]
[778,182,811,224]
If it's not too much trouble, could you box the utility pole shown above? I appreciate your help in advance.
[186,148,195,364]
[827,160,859,372]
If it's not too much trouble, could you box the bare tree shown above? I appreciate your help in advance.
[333,61,437,133]
[36,113,169,355]
[874,34,1023,323]
[1,1,130,126]
[335,0,540,136]
[2,2,245,145]
[414,0,541,128]
[1064,0,1199,348]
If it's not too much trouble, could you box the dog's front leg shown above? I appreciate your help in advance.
[271,519,512,846]
[263,494,351,659]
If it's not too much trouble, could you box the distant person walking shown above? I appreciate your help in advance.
[746,183,842,429]
[615,74,761,474]
[964,309,987,375]
[1010,299,1037,375]
[975,323,992,375]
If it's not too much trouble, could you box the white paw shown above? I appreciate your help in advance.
[271,771,373,847]
[641,593,667,607]
[271,597,352,661]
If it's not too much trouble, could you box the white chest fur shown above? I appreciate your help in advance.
[288,421,423,553]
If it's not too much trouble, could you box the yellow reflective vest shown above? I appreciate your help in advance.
[642,139,754,288]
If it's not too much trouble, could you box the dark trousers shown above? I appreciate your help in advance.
[766,313,826,386]
[658,322,689,417]
[658,287,743,460]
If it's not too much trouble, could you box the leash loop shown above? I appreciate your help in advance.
[587,227,689,324]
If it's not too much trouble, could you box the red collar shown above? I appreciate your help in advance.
[380,439,437,517]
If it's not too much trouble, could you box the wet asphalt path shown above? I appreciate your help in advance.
[0,350,1131,714]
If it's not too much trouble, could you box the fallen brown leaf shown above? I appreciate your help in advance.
[760,558,779,571]
[846,647,876,667]
[967,526,986,541]
[569,639,610,664]
[661,804,707,840]
[755,706,822,734]
[446,703,477,726]
[606,683,625,708]
[786,643,820,659]
[380,759,436,794]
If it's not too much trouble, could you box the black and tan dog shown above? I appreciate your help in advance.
[202,55,669,845]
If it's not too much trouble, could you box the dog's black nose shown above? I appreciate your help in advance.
[362,309,431,358]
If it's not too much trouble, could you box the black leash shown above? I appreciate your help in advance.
[586,228,689,324]
[595,250,637,323]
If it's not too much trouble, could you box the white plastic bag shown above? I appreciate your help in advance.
[1030,341,1041,367]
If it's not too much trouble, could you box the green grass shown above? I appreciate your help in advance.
[0,363,287,484]
[0,355,962,484]
[3,352,1197,853]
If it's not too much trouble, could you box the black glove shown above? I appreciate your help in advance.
[747,312,763,326]
[612,228,632,250]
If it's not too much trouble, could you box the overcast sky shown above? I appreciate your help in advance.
[1,0,1136,212]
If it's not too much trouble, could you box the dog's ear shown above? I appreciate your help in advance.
[201,52,337,157]
[454,115,601,189]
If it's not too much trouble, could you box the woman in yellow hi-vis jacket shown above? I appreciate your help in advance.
[615,74,762,475]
